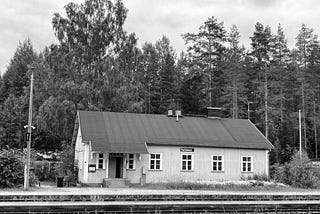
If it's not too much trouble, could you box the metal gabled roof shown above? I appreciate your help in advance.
[77,111,274,153]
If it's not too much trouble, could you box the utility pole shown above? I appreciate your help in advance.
[299,109,302,158]
[313,98,318,159]
[24,68,34,190]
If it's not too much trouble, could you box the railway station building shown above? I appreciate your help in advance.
[72,110,273,187]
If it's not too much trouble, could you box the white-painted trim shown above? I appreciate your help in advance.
[180,153,194,171]
[83,143,89,182]
[149,153,162,170]
[90,151,95,160]
[241,155,253,173]
[88,141,92,152]
[265,150,269,176]
[122,156,127,178]
[144,142,150,153]
[96,153,106,169]
[211,155,224,172]
[105,153,109,178]
[74,124,82,169]
[126,154,136,170]
[221,155,225,171]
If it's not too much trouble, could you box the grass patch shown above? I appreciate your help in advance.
[134,180,290,191]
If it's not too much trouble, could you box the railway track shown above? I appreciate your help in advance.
[2,192,320,213]
[1,199,320,213]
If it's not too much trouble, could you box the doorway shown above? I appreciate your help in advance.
[108,155,123,178]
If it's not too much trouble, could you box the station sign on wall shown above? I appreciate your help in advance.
[180,148,194,152]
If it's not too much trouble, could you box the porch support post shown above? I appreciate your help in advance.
[265,150,269,177]
[122,154,127,179]
[105,153,109,178]
[83,143,89,182]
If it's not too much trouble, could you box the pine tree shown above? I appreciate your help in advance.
[139,42,159,114]
[1,39,38,100]
[182,16,227,107]
[250,22,272,139]
[268,24,291,163]
[223,25,247,118]
[180,73,206,115]
[0,94,28,148]
[155,36,177,113]
[295,24,318,150]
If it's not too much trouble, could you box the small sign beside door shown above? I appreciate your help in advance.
[88,164,96,173]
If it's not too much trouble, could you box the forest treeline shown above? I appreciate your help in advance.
[0,0,320,164]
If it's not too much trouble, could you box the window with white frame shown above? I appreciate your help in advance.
[97,153,104,169]
[149,153,162,170]
[241,156,253,172]
[127,154,135,170]
[212,155,224,172]
[181,154,193,171]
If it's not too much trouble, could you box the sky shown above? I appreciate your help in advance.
[1,0,320,76]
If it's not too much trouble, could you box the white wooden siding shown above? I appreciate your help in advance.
[127,145,269,184]
[77,143,269,185]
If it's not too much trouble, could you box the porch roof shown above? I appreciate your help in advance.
[76,111,273,153]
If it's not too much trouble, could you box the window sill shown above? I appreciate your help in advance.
[126,169,136,171]
[241,171,253,173]
[148,169,163,171]
[180,170,194,172]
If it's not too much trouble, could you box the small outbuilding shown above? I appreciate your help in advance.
[72,110,273,187]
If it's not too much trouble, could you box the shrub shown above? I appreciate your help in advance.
[272,151,320,188]
[0,148,39,188]
[272,164,291,185]
[0,148,24,188]
[54,141,78,186]
[33,161,59,181]
[29,170,39,187]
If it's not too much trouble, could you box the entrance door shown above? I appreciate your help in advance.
[108,156,123,178]
[115,157,123,178]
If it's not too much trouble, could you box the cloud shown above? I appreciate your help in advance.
[2,0,320,75]
[240,0,280,9]
[124,0,320,52]
[0,0,82,75]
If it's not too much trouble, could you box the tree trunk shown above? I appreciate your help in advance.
[280,86,284,124]
[314,98,318,159]
[265,68,268,139]
[232,78,236,119]
[148,84,151,114]
[235,79,238,119]
[208,35,213,107]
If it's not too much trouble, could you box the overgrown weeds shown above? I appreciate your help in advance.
[141,179,286,191]
[272,151,320,189]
